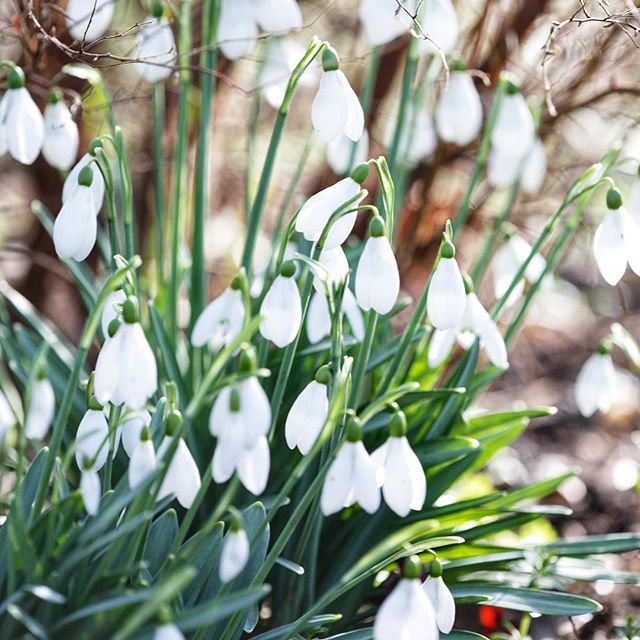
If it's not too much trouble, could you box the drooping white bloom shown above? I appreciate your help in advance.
[133,14,176,83]
[492,234,546,307]
[260,38,306,109]
[326,129,369,176]
[0,391,15,441]
[417,0,459,56]
[575,351,617,417]
[63,152,105,212]
[218,0,258,60]
[25,377,55,440]
[306,288,364,344]
[427,248,466,330]
[521,138,547,194]
[252,0,302,33]
[394,106,437,165]
[312,47,364,143]
[237,435,270,495]
[66,0,115,41]
[371,419,426,517]
[374,575,439,640]
[219,527,250,583]
[42,93,79,171]
[0,72,44,165]
[359,0,410,46]
[491,90,535,157]
[355,218,400,315]
[53,173,97,262]
[423,575,456,633]
[154,623,185,640]
[157,436,201,508]
[320,421,380,516]
[191,283,245,349]
[94,299,158,409]
[75,409,110,472]
[313,245,350,292]
[593,200,640,286]
[487,144,524,189]
[295,176,363,249]
[80,469,101,516]
[259,264,302,347]
[435,71,483,146]
[129,436,157,489]
[120,410,152,457]
[101,289,127,339]
[285,371,330,454]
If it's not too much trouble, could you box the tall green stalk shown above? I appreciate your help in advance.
[153,83,166,283]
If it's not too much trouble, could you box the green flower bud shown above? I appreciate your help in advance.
[440,240,455,260]
[403,555,423,580]
[350,162,370,185]
[429,558,443,578]
[314,364,332,385]
[7,66,25,90]
[606,187,623,210]
[237,344,257,373]
[389,411,407,438]
[345,417,362,442]
[369,216,386,238]
[78,165,94,188]
[165,409,182,436]
[122,296,140,324]
[280,260,296,278]
[321,45,340,72]
[229,506,244,532]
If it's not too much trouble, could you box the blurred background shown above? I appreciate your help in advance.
[1,0,640,636]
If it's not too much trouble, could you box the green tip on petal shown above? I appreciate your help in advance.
[229,506,244,532]
[440,240,455,260]
[122,297,140,324]
[345,417,362,443]
[350,162,370,185]
[107,317,121,338]
[597,340,612,355]
[606,187,623,210]
[156,605,173,626]
[462,272,474,294]
[35,364,47,381]
[7,66,25,90]
[389,411,407,438]
[314,364,332,385]
[403,555,423,580]
[230,270,247,291]
[150,0,164,18]
[503,78,520,95]
[429,558,443,578]
[229,387,241,413]
[78,165,94,188]
[141,426,151,441]
[89,139,103,156]
[449,59,467,72]
[321,45,340,72]
[165,410,182,436]
[48,88,63,104]
[369,216,386,238]
[238,344,257,373]
[280,260,296,278]
[88,395,103,411]
[82,456,94,471]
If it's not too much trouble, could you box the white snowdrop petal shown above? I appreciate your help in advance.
[121,410,151,457]
[359,0,408,45]
[285,380,329,454]
[355,236,400,315]
[260,275,302,347]
[465,293,508,369]
[343,287,365,341]
[260,38,303,108]
[66,0,115,40]
[521,138,547,194]
[312,71,349,143]
[352,440,381,514]
[158,438,201,508]
[80,470,101,516]
[134,17,176,83]
[191,287,245,348]
[399,107,437,164]
[239,377,272,442]
[154,623,185,640]
[326,129,369,176]
[53,186,97,262]
[406,440,427,510]
[219,529,250,583]
[423,576,456,633]
[337,70,364,142]
[252,0,302,32]
[0,391,15,440]
[212,426,244,484]
[314,246,350,292]
[42,101,79,170]
[487,145,523,189]
[75,410,110,471]
[306,292,332,344]
[435,73,483,146]
[6,87,44,165]
[321,442,354,515]
[129,439,157,489]
[218,0,258,60]
[428,328,457,368]
[427,257,466,330]
[237,435,270,495]
[593,210,627,286]
[491,92,535,155]
[620,208,640,277]
[575,353,616,417]
[100,290,126,339]
[25,378,55,440]
[418,0,459,56]
[370,441,389,487]
[94,331,123,406]
[381,437,414,517]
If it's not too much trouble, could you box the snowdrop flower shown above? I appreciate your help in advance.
[313,245,350,292]
[94,297,158,409]
[312,46,364,143]
[593,188,640,286]
[66,0,114,41]
[321,418,380,516]
[0,67,44,165]
[133,5,176,84]
[326,129,369,176]
[217,0,258,60]
[285,366,330,454]
[355,216,400,315]
[252,0,302,33]
[129,427,157,489]
[371,412,426,517]
[25,372,55,440]
[359,0,410,46]
[492,233,546,307]
[435,69,482,146]
[295,163,368,249]
[491,83,535,157]
[63,146,105,212]
[427,236,466,330]
[0,390,15,441]
[394,106,437,165]
[487,144,523,189]
[101,289,127,339]
[423,558,456,633]
[259,261,302,347]
[260,38,308,109]
[374,556,439,640]
[306,288,364,344]
[42,89,79,171]
[53,165,97,262]
[521,138,547,194]
[575,345,617,417]
[154,623,184,640]
[219,510,250,583]
[417,0,459,56]
[80,468,101,516]
[120,409,152,457]
[157,411,201,508]
[191,274,246,349]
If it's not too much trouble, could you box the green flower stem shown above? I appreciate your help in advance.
[470,179,519,284]
[241,37,325,276]
[349,310,377,409]
[168,0,194,345]
[94,149,120,270]
[114,127,135,260]
[152,82,166,283]
[190,0,221,387]
[452,76,507,237]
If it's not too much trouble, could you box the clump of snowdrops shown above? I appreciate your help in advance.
[0,1,639,639]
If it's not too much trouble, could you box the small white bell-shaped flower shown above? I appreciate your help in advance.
[63,146,105,212]
[0,67,44,165]
[393,105,437,165]
[321,418,381,516]
[355,216,400,315]
[120,409,152,458]
[423,558,456,633]
[417,0,459,56]
[217,0,258,60]
[359,0,410,46]
[371,412,426,517]
[25,371,55,440]
[487,143,523,189]
[575,345,617,417]
[133,5,176,84]
[101,289,127,339]
[313,245,349,292]
[285,366,330,454]
[295,163,368,249]
[435,68,483,146]
[191,274,246,349]
[94,296,158,409]
[252,0,302,33]
[521,138,547,194]
[326,130,369,177]
[0,390,15,441]
[54,165,97,262]
[153,623,184,640]
[66,0,114,41]
[259,261,302,347]
[490,83,535,158]
[42,89,79,171]
[157,410,201,508]
[593,188,640,286]
[427,235,466,330]
[219,509,250,583]
[306,288,364,344]
[312,46,364,143]
[129,427,157,489]
[374,556,439,640]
